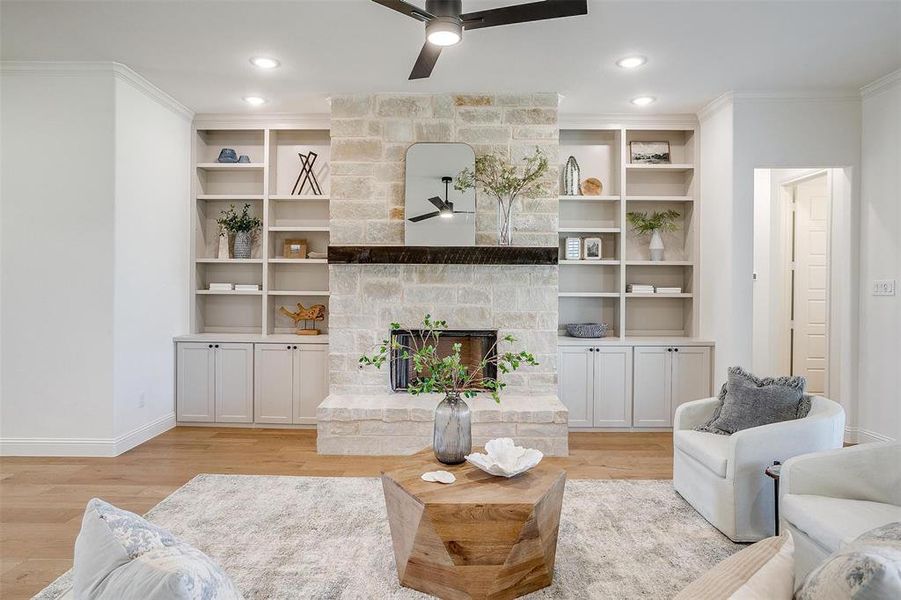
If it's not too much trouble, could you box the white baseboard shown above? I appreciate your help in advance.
[0,412,175,457]
[844,426,895,444]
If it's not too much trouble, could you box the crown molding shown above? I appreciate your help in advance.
[730,89,860,103]
[193,112,331,130]
[860,69,901,99]
[697,92,734,122]
[559,112,698,130]
[0,61,193,120]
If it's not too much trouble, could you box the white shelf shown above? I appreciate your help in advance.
[269,194,330,201]
[559,259,620,266]
[196,289,263,295]
[197,163,265,171]
[625,163,694,172]
[625,293,693,298]
[269,226,330,232]
[268,290,330,296]
[625,260,693,266]
[196,194,264,201]
[559,292,620,298]
[625,195,693,202]
[558,195,620,202]
[558,227,620,234]
[268,258,328,264]
[195,258,264,264]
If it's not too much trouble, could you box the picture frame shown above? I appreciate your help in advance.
[283,238,307,259]
[565,237,582,260]
[630,141,671,164]
[583,237,602,260]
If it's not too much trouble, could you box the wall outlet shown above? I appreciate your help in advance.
[873,279,896,296]
[138,391,146,408]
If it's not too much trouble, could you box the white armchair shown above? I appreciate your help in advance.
[672,395,845,542]
[780,442,901,588]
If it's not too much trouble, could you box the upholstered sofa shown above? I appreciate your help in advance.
[780,441,901,589]
[673,395,845,542]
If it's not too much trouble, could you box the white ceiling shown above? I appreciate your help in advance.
[2,1,899,115]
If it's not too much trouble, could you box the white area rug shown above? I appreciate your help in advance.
[35,475,741,599]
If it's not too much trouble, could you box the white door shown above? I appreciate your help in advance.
[176,343,215,422]
[294,345,328,424]
[633,346,672,427]
[254,344,294,424]
[792,174,830,394]
[215,343,254,423]
[593,347,632,428]
[557,346,594,428]
[671,346,712,422]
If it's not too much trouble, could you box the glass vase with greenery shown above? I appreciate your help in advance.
[454,147,549,245]
[626,210,681,261]
[216,203,262,259]
[359,315,539,463]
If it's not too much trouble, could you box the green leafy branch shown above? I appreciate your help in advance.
[454,146,550,202]
[359,314,539,403]
[217,203,263,234]
[626,210,681,236]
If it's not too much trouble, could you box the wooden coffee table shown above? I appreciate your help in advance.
[381,452,566,599]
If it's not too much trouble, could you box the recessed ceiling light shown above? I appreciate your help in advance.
[243,96,267,106]
[250,56,280,69]
[616,55,646,69]
[631,96,656,107]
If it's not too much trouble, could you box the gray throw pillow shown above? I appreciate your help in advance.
[798,522,901,600]
[696,367,809,435]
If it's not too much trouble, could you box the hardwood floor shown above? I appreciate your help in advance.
[0,427,673,599]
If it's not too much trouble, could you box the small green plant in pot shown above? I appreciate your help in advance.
[216,203,262,259]
[359,315,539,464]
[626,210,681,261]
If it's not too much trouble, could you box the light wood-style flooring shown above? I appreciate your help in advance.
[0,427,673,599]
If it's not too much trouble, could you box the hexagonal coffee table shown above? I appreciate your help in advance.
[381,452,566,599]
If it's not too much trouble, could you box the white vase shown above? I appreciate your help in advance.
[217,233,230,259]
[649,229,665,261]
[497,195,515,246]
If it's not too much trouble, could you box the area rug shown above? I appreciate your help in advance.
[34,475,741,599]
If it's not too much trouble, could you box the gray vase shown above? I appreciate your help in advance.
[233,231,252,259]
[433,392,472,465]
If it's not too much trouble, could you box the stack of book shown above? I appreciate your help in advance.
[627,284,655,294]
[656,286,683,294]
[234,284,260,292]
[208,283,233,291]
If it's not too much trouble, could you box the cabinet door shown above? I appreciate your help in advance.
[254,344,294,424]
[593,347,633,428]
[557,346,594,428]
[215,343,254,423]
[294,345,328,424]
[176,343,215,422]
[633,346,672,427]
[671,346,712,422]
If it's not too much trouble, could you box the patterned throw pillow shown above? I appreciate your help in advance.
[74,498,243,599]
[798,522,901,600]
[696,367,810,435]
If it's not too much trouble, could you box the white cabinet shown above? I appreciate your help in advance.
[557,345,632,428]
[254,343,328,425]
[177,342,253,423]
[633,345,711,428]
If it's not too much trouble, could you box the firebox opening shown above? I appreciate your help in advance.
[390,329,498,392]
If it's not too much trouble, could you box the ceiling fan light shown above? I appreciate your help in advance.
[426,17,462,46]
[439,208,454,218]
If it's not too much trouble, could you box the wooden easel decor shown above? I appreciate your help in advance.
[291,151,323,196]
[279,303,326,335]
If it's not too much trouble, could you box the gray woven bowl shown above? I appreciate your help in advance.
[565,322,609,338]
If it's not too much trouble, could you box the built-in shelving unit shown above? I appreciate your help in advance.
[557,121,699,338]
[190,118,331,336]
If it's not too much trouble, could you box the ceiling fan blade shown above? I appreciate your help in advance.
[409,42,442,80]
[461,0,588,31]
[427,196,446,210]
[371,0,434,22]
[408,211,441,222]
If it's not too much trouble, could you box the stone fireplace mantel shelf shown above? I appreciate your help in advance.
[327,245,558,265]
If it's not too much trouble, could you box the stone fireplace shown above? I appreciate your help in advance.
[317,93,568,456]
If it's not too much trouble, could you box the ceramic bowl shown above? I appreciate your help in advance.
[237,154,251,163]
[565,322,609,338]
[465,438,543,478]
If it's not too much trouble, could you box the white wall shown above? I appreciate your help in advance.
[112,76,191,441]
[1,68,117,449]
[0,63,191,455]
[858,71,900,443]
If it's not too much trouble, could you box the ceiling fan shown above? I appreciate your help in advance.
[372,0,589,79]
[408,176,475,222]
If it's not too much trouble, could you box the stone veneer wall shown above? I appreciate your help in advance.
[328,93,559,396]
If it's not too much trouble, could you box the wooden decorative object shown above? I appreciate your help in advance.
[580,177,603,196]
[278,303,326,335]
[283,238,307,259]
[382,451,566,599]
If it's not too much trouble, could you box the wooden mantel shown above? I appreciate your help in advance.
[327,245,558,265]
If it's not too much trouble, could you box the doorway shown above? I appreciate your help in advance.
[753,169,836,395]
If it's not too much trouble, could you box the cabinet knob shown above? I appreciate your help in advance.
[667,348,672,352]
[208,344,213,348]
[293,345,298,350]
[674,348,679,352]
[287,345,292,349]
[588,347,594,352]
[214,344,219,348]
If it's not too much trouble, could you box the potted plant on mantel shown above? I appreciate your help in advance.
[359,315,539,465]
[216,203,262,259]
[626,210,681,261]
[454,147,549,246]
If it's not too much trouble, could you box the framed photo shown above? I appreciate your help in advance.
[565,237,582,260]
[630,141,671,164]
[583,237,602,260]
[283,238,307,259]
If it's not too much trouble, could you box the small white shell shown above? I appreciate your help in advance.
[421,470,456,484]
